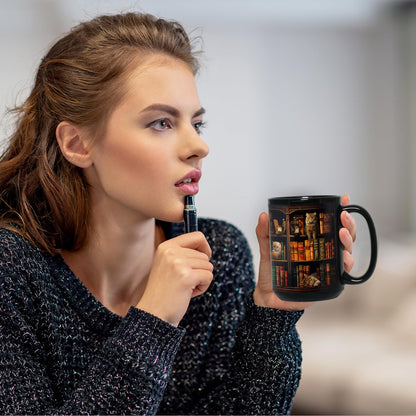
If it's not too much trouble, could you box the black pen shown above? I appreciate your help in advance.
[184,195,198,233]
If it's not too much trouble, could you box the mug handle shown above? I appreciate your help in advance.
[340,205,378,285]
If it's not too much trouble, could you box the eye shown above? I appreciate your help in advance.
[149,118,173,131]
[193,121,206,134]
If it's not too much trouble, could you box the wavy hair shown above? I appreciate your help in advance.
[0,12,200,254]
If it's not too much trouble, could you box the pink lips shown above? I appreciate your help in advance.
[175,169,201,195]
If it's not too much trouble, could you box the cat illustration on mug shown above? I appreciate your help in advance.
[301,272,321,287]
[305,212,318,241]
[272,241,283,260]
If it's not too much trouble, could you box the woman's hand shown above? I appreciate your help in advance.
[253,194,356,311]
[253,211,313,311]
[136,232,213,327]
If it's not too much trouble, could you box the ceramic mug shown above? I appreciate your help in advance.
[268,195,377,302]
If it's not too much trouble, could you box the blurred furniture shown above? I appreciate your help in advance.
[292,234,416,415]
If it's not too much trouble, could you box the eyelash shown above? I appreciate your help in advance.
[194,121,206,134]
[148,118,206,134]
[149,118,172,131]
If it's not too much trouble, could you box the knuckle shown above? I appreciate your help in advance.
[205,270,214,284]
[162,246,177,259]
[172,257,186,270]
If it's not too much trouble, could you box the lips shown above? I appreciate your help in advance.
[175,169,201,194]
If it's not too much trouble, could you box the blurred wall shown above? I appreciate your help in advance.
[0,0,414,271]
[403,3,416,232]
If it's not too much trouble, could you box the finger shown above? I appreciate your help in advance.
[188,257,214,272]
[341,210,357,242]
[339,227,353,254]
[156,246,211,271]
[255,212,270,259]
[191,270,214,297]
[255,212,274,291]
[179,247,213,262]
[169,232,212,259]
[344,249,354,273]
[165,252,213,277]
[341,194,350,206]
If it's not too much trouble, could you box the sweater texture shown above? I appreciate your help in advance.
[0,218,303,415]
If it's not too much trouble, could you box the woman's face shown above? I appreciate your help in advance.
[84,55,209,224]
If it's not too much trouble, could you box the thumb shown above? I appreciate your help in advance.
[256,212,270,261]
[255,212,273,297]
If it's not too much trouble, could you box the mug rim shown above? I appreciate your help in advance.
[269,195,340,204]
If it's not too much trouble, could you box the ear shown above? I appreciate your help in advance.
[56,121,93,168]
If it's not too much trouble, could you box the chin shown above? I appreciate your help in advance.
[156,211,184,224]
[154,198,186,223]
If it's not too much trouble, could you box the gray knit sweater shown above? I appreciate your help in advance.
[0,218,303,415]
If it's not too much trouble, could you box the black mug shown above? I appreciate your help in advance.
[268,195,377,302]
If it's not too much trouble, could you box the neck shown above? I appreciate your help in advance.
[62,217,166,317]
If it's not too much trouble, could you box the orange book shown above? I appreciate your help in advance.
[298,241,305,261]
[319,213,324,234]
[326,262,331,285]
[305,240,311,261]
[294,241,299,261]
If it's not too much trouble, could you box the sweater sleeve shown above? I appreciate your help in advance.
[187,220,303,415]
[0,232,184,414]
[59,307,185,414]
[206,298,304,415]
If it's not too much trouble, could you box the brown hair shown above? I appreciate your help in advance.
[0,12,200,255]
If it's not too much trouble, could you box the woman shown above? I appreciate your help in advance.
[0,12,355,414]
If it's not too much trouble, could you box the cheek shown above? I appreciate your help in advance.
[132,147,173,183]
[101,141,172,187]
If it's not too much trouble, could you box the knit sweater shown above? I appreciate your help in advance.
[0,218,303,415]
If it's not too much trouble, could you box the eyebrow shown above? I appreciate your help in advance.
[140,103,206,118]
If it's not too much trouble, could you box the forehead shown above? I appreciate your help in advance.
[121,54,199,105]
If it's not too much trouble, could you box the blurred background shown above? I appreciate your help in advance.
[1,0,415,414]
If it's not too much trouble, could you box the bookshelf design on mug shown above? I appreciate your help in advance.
[270,206,337,293]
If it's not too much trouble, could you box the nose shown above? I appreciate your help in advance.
[181,126,209,161]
